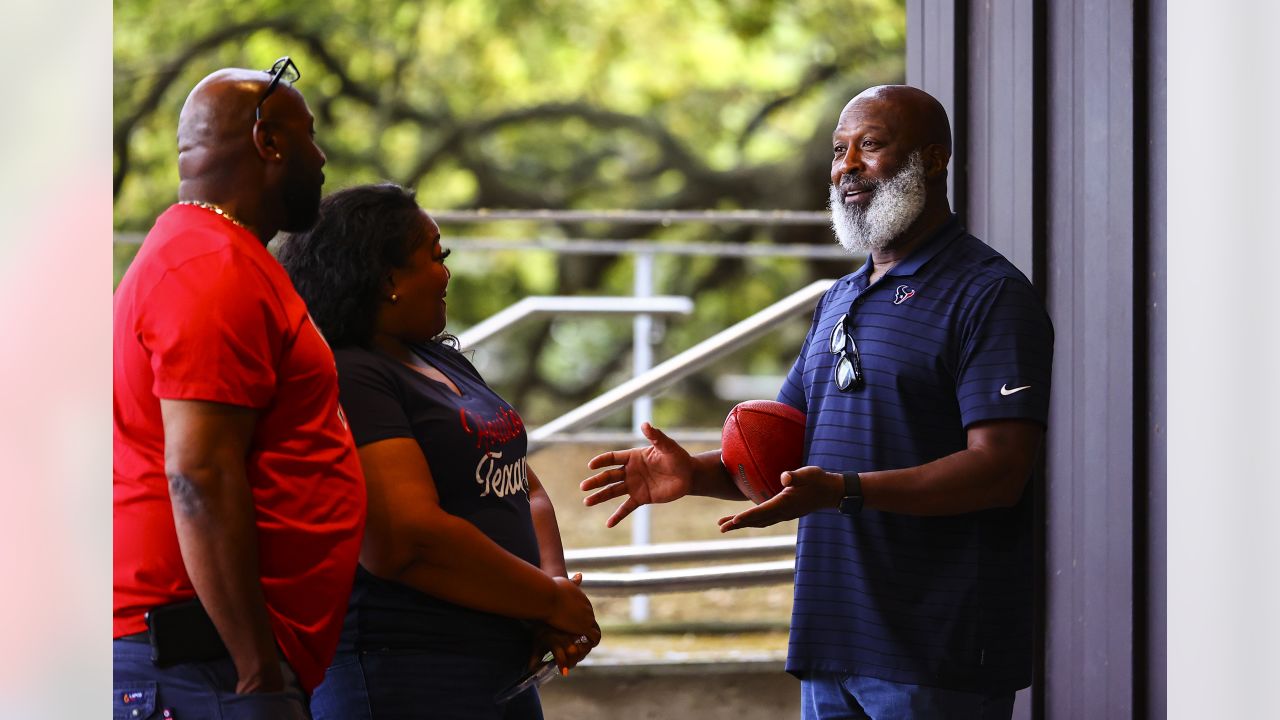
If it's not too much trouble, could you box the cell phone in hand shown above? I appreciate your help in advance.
[494,652,559,704]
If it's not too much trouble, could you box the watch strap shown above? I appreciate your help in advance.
[838,471,863,515]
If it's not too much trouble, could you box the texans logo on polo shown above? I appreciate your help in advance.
[894,284,916,304]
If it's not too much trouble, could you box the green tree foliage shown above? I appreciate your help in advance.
[114,0,904,426]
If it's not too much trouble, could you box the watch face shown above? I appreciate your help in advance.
[838,489,863,516]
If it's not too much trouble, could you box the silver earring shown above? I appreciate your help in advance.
[390,293,399,303]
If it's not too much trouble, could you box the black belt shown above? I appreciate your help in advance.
[118,631,149,643]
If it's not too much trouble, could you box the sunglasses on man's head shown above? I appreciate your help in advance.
[830,313,864,391]
[255,56,301,122]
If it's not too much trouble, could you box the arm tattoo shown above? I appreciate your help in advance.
[167,471,207,517]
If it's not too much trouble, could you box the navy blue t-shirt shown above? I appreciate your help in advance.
[778,218,1053,693]
[332,341,540,661]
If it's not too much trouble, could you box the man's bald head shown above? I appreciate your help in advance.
[178,69,275,182]
[175,64,327,240]
[841,85,951,154]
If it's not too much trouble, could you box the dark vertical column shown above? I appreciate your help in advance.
[906,0,965,211]
[1136,0,1167,717]
[1042,0,1137,716]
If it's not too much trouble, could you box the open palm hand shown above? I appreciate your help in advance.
[580,422,695,527]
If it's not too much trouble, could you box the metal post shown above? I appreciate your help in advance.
[630,251,655,622]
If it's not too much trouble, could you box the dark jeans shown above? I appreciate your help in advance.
[311,650,543,720]
[801,672,1015,720]
[113,639,309,719]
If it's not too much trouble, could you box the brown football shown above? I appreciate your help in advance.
[720,400,806,505]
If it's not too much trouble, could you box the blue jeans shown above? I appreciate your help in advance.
[310,650,543,720]
[801,672,1015,720]
[113,639,309,719]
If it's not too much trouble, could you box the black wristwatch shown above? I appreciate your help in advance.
[837,471,864,516]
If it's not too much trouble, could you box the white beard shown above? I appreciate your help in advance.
[828,150,927,254]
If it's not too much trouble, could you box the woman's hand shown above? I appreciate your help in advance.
[542,573,599,640]
[530,623,600,673]
[536,572,600,672]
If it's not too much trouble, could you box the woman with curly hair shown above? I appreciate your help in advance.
[279,183,600,719]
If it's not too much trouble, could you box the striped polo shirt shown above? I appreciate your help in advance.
[777,217,1053,693]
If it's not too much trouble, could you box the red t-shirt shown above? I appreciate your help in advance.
[113,204,366,691]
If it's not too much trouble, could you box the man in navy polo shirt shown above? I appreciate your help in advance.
[582,84,1053,719]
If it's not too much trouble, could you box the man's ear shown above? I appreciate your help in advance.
[251,120,283,162]
[924,144,950,179]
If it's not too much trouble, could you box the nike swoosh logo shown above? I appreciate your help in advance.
[1000,384,1032,396]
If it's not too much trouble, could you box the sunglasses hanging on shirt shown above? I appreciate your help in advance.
[830,313,864,391]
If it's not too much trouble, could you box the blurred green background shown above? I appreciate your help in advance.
[113,0,905,428]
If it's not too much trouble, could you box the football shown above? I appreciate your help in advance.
[720,400,807,505]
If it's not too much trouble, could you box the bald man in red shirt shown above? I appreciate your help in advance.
[113,58,365,719]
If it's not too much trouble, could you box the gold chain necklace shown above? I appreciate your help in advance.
[178,200,249,231]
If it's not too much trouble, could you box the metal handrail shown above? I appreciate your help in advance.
[426,208,831,225]
[530,429,722,446]
[577,560,795,595]
[566,535,796,570]
[527,279,834,448]
[112,233,854,260]
[437,236,851,259]
[455,295,693,350]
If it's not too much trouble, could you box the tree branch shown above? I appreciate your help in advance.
[737,62,839,150]
[113,18,451,200]
[113,18,299,198]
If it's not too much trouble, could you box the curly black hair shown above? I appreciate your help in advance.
[278,183,429,348]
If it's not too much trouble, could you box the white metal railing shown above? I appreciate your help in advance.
[424,208,831,225]
[526,279,834,449]
[528,428,722,445]
[566,535,796,569]
[113,233,852,261]
[577,560,794,595]
[567,536,797,595]
[455,295,693,350]
[434,236,851,259]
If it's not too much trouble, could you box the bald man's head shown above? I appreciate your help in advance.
[175,65,327,238]
[178,70,261,177]
[841,85,951,153]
